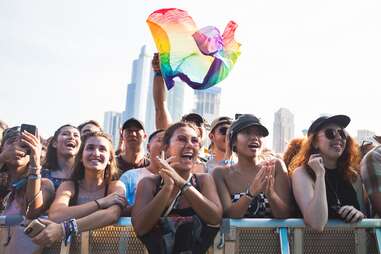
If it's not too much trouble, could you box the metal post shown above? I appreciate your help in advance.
[375,228,381,254]
[278,227,290,254]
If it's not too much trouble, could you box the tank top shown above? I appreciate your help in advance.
[325,168,360,219]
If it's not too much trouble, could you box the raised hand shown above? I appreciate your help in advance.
[156,155,185,188]
[264,160,276,198]
[21,131,42,169]
[247,164,268,197]
[307,154,325,177]
[152,53,161,72]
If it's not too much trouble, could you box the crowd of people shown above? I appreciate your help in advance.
[0,55,380,254]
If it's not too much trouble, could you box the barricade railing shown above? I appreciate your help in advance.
[1,216,380,254]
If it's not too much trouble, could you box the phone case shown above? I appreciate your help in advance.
[24,219,46,238]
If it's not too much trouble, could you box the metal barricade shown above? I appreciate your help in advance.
[1,216,380,254]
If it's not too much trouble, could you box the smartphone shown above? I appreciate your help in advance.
[20,124,38,136]
[24,219,46,238]
[20,124,38,154]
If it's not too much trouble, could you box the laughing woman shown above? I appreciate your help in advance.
[42,125,81,189]
[31,132,127,246]
[132,122,222,254]
[213,114,292,219]
[289,115,366,231]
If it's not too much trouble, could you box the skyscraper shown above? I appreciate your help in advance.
[123,45,155,134]
[103,111,122,149]
[166,81,194,122]
[193,86,221,124]
[273,108,295,154]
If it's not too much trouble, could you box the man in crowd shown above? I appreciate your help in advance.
[116,118,149,173]
[206,116,233,173]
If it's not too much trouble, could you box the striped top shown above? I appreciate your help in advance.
[231,192,272,218]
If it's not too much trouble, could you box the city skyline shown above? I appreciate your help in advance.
[1,0,380,140]
[273,108,295,153]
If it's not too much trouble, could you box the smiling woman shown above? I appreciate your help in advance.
[132,122,222,254]
[42,125,81,190]
[30,132,127,247]
[213,114,293,219]
[289,115,367,231]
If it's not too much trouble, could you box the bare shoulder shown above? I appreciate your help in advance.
[273,158,288,173]
[212,165,231,179]
[194,172,213,183]
[41,178,55,191]
[291,166,311,181]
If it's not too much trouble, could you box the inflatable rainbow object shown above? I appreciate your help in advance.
[147,8,241,90]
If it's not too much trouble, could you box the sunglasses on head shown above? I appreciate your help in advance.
[217,126,228,135]
[323,128,346,140]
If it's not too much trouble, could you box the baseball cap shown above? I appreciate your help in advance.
[181,113,207,127]
[122,118,145,131]
[229,114,269,139]
[307,114,350,136]
[210,116,233,133]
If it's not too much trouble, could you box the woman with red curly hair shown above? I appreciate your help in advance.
[289,115,366,231]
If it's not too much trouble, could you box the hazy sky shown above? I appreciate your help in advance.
[1,0,380,140]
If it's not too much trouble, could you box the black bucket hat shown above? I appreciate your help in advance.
[307,114,350,136]
[229,114,269,140]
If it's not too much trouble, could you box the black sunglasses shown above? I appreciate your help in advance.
[217,127,228,135]
[323,128,346,140]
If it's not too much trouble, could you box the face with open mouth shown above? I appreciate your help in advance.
[235,126,264,157]
[55,126,81,157]
[166,127,200,171]
[315,123,347,160]
[3,135,30,168]
[82,136,111,172]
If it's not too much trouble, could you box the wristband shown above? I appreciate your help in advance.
[245,188,255,199]
[27,173,41,180]
[154,70,162,77]
[180,182,192,194]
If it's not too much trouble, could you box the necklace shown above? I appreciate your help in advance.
[325,172,342,211]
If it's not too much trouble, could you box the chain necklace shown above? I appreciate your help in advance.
[325,171,342,211]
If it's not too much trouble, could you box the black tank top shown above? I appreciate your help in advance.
[325,168,359,219]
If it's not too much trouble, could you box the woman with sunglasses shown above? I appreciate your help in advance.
[132,122,222,254]
[290,115,366,231]
[213,114,292,219]
[31,132,127,247]
[42,125,81,190]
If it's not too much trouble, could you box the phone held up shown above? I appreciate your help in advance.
[20,124,38,137]
[24,219,46,238]
[20,124,38,155]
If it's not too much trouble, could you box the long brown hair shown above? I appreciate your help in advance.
[71,132,119,183]
[283,137,304,171]
[289,133,360,182]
